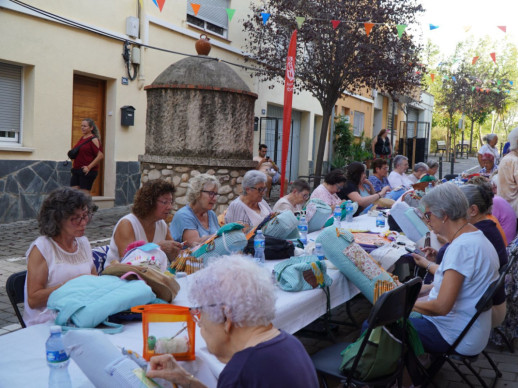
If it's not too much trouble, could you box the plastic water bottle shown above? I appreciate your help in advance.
[46,326,72,388]
[376,212,386,228]
[345,201,354,223]
[298,215,308,245]
[253,230,266,265]
[314,242,325,261]
[425,183,433,194]
[333,205,342,227]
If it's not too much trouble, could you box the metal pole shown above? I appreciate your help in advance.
[389,99,396,172]
[450,152,455,175]
[438,155,443,180]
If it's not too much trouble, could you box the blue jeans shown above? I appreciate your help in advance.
[409,316,450,353]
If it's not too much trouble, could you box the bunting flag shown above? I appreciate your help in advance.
[280,30,298,198]
[429,24,439,30]
[261,12,270,25]
[226,8,236,22]
[511,81,514,86]
[497,26,507,33]
[472,56,479,65]
[152,0,158,8]
[331,20,341,29]
[490,52,496,63]
[396,24,407,38]
[190,3,200,15]
[430,73,435,82]
[156,0,166,11]
[296,16,305,29]
[463,26,472,32]
[138,0,143,8]
[364,22,375,36]
[452,75,457,83]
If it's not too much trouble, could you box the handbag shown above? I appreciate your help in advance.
[102,262,180,303]
[340,325,401,380]
[47,275,156,332]
[244,234,295,260]
[273,256,333,291]
[67,136,96,159]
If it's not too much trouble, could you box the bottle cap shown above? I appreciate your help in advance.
[50,325,62,334]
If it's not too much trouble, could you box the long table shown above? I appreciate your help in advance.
[0,214,399,387]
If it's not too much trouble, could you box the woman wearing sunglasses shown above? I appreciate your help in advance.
[410,183,499,356]
[146,255,319,387]
[170,174,221,247]
[24,187,97,326]
[273,179,310,213]
[224,170,272,230]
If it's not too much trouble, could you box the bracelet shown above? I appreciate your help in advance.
[378,193,381,199]
[186,374,195,388]
[425,262,432,271]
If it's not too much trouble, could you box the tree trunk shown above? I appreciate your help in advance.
[469,119,474,154]
[313,106,333,189]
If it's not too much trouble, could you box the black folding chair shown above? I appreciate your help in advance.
[6,270,27,328]
[420,266,510,388]
[311,278,422,388]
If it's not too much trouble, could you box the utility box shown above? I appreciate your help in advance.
[121,105,135,126]
[126,16,139,38]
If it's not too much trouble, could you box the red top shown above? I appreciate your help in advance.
[72,136,103,170]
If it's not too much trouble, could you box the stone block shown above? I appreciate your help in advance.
[175,196,188,206]
[234,184,242,194]
[230,170,240,177]
[217,196,228,204]
[217,169,229,174]
[148,169,161,180]
[175,187,187,197]
[173,176,181,186]
[236,177,243,183]
[25,174,45,194]
[5,175,19,195]
[219,175,230,182]
[181,173,189,182]
[33,161,54,182]
[142,175,149,183]
[175,167,190,173]
[161,169,173,176]
[228,193,234,199]
[219,185,232,195]
[179,182,189,188]
[206,169,215,175]
[190,170,200,177]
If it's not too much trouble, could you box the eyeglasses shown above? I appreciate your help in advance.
[249,187,268,194]
[70,212,93,226]
[303,193,310,200]
[201,190,219,198]
[189,303,222,323]
[423,211,433,221]
[157,199,174,206]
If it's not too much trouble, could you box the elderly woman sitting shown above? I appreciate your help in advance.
[407,162,429,184]
[479,153,498,177]
[388,155,413,188]
[338,162,390,216]
[24,187,97,326]
[146,256,319,387]
[273,178,310,214]
[170,174,220,247]
[224,170,272,230]
[105,180,182,266]
[410,183,499,355]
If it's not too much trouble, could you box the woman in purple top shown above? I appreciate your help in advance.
[146,255,319,388]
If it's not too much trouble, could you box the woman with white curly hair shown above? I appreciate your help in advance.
[170,174,220,247]
[146,256,319,387]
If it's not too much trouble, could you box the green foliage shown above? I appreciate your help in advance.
[332,116,373,167]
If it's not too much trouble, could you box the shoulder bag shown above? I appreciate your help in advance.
[67,136,96,159]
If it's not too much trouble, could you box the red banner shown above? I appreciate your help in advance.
[280,30,297,197]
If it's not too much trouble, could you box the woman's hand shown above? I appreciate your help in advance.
[420,246,437,262]
[146,354,204,387]
[380,186,391,197]
[411,253,429,269]
[81,166,90,175]
[159,240,183,259]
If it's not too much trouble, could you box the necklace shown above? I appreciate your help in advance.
[451,222,469,242]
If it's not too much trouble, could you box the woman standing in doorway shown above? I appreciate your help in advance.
[70,118,104,194]
[372,129,392,159]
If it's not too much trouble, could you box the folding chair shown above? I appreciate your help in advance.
[6,270,27,328]
[311,278,422,388]
[420,267,510,388]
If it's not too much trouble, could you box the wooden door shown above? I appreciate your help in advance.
[72,75,106,196]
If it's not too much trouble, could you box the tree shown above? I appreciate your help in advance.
[242,0,424,187]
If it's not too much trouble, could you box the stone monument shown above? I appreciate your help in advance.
[140,54,258,214]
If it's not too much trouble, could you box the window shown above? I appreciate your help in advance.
[0,62,22,143]
[353,111,364,137]
[186,0,229,38]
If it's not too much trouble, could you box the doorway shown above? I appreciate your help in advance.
[72,74,106,196]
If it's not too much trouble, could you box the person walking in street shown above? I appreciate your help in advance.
[371,129,392,159]
[70,118,103,194]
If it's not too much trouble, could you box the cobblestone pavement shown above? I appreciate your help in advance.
[4,157,516,386]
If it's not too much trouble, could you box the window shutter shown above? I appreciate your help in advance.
[187,0,229,29]
[0,62,22,133]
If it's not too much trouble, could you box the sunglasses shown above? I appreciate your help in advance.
[70,211,93,226]
[201,190,219,198]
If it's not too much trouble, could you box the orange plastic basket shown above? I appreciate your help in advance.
[131,304,196,361]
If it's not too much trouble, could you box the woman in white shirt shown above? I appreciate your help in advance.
[387,155,413,188]
[273,179,310,214]
[478,134,500,167]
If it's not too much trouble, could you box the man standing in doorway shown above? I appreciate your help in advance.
[253,144,286,199]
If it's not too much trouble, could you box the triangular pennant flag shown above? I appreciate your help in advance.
[152,0,158,8]
[510,81,514,86]
[261,12,270,25]
[463,25,472,32]
[156,0,165,11]
[430,73,435,82]
[396,24,407,38]
[476,87,480,91]
[472,56,479,65]
[226,8,236,22]
[471,86,475,91]
[295,16,305,29]
[429,24,439,30]
[452,76,457,83]
[331,20,340,29]
[497,26,507,33]
[191,3,200,15]
[490,52,496,63]
[497,80,501,86]
[443,75,449,80]
[364,22,375,37]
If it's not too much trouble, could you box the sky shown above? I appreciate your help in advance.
[414,0,517,58]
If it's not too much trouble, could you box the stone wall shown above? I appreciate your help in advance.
[114,161,141,206]
[140,161,253,216]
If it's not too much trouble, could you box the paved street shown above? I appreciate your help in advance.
[1,157,516,386]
